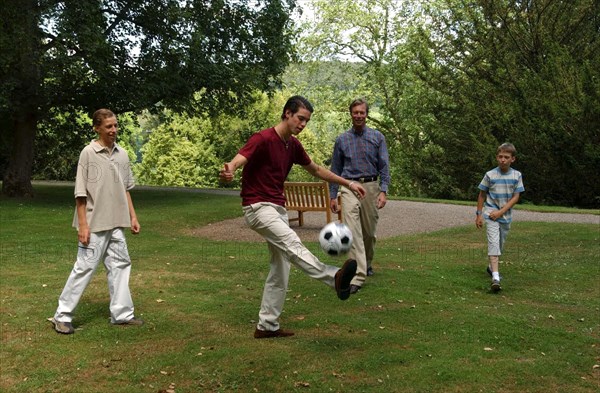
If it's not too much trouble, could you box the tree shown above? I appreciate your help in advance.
[135,114,221,188]
[0,0,297,196]
[281,62,378,181]
[298,0,459,197]
[419,0,600,206]
[300,0,600,206]
[134,91,281,188]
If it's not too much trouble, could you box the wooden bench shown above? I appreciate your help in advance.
[284,181,342,226]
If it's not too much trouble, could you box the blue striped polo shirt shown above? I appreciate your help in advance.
[478,167,525,224]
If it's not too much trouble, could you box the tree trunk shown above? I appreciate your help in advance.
[1,0,40,197]
[2,113,36,197]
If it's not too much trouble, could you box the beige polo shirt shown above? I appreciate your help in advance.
[72,140,135,232]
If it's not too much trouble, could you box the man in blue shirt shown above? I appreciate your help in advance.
[329,98,391,294]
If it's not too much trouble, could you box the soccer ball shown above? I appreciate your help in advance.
[319,222,353,256]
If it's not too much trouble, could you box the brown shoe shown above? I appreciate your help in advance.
[335,259,357,300]
[254,328,295,339]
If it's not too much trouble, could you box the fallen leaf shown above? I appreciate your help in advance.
[294,381,310,387]
[156,299,165,303]
[484,347,493,351]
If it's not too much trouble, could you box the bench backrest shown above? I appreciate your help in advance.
[284,181,330,211]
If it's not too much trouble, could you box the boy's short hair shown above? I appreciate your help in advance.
[349,98,369,114]
[92,109,116,127]
[281,96,314,120]
[497,142,517,156]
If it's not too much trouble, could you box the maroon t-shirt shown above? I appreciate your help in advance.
[238,127,311,206]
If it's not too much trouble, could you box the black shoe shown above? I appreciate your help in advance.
[491,279,502,292]
[254,328,295,339]
[335,259,357,300]
[349,284,361,294]
[367,267,374,276]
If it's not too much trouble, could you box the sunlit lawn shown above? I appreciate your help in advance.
[1,184,598,392]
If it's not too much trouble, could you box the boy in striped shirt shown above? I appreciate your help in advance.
[476,143,525,292]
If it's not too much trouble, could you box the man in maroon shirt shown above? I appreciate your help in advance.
[220,96,366,339]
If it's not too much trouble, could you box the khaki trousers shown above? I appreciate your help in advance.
[54,228,135,324]
[340,181,380,286]
[243,202,338,332]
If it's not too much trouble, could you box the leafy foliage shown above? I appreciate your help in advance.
[418,0,600,207]
[282,61,381,181]
[299,0,600,207]
[33,111,138,181]
[4,0,598,207]
[1,0,297,196]
[134,92,282,188]
[133,87,363,187]
[136,114,220,188]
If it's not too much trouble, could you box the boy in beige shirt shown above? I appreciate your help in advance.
[51,109,143,334]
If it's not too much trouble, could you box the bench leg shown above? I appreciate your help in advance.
[298,211,304,227]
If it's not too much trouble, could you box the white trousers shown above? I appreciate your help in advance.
[340,181,380,286]
[243,202,338,331]
[54,228,135,324]
[486,219,511,256]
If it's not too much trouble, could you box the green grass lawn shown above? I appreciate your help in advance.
[1,184,598,393]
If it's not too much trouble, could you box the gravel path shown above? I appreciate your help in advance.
[33,183,598,242]
[189,193,599,242]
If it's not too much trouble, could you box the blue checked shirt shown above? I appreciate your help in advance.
[329,126,390,198]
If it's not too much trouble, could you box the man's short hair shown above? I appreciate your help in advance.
[281,96,314,120]
[349,98,369,114]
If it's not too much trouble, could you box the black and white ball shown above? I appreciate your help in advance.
[319,222,353,256]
